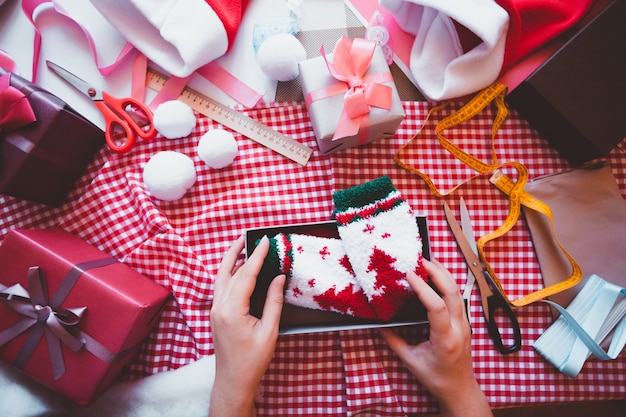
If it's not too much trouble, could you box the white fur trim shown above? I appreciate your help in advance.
[89,0,229,77]
[380,0,509,100]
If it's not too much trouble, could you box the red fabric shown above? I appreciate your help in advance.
[0,100,625,414]
[496,0,594,72]
[206,0,249,49]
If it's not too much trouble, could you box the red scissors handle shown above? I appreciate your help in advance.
[102,92,156,140]
[97,92,156,153]
[96,100,137,153]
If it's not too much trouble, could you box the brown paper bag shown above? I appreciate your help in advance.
[524,163,626,313]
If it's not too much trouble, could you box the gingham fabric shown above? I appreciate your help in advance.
[1,100,625,415]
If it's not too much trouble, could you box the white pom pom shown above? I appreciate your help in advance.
[198,129,238,169]
[257,33,306,82]
[143,151,196,201]
[153,100,196,139]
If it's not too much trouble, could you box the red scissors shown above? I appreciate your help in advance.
[46,61,156,153]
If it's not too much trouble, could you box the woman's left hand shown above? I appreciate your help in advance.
[209,235,285,417]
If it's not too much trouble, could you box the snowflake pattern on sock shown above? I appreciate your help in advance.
[333,176,425,321]
[258,177,424,321]
[265,233,376,319]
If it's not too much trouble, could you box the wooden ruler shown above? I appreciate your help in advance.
[146,68,313,166]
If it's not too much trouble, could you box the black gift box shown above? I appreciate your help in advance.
[0,69,104,206]
[506,0,626,165]
[245,218,431,334]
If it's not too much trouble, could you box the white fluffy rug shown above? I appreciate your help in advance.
[0,355,215,417]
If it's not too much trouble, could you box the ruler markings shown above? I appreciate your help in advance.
[146,68,313,166]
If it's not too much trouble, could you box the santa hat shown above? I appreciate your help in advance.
[379,0,593,100]
[89,0,248,77]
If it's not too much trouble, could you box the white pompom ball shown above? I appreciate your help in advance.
[257,33,306,82]
[198,129,238,169]
[143,151,196,201]
[153,100,196,139]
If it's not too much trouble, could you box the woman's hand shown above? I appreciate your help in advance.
[379,259,493,417]
[209,235,286,417]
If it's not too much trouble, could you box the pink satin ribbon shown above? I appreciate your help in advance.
[22,0,136,82]
[0,73,37,133]
[196,61,264,108]
[314,37,393,142]
[130,53,192,110]
[0,50,18,73]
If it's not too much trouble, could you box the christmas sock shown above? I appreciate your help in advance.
[333,176,426,321]
[264,233,377,319]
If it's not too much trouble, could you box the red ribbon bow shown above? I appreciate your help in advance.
[0,73,37,133]
[0,267,87,380]
[321,37,392,141]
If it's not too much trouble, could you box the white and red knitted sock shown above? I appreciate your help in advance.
[333,176,426,321]
[265,233,377,319]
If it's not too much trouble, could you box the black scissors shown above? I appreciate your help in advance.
[444,200,522,354]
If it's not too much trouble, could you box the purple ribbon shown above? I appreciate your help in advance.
[0,258,118,380]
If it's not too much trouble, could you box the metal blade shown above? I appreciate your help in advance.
[443,201,494,317]
[459,198,478,255]
[46,61,101,100]
[459,198,477,304]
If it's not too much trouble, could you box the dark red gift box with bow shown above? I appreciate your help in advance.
[0,229,170,405]
[0,69,104,206]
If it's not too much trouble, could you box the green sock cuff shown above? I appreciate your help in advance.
[333,176,395,213]
[256,236,282,275]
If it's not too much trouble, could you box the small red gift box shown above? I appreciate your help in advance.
[0,69,104,206]
[0,229,170,405]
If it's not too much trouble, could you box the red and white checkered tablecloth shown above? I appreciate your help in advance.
[1,100,625,415]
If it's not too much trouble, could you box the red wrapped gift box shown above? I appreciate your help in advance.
[0,69,104,206]
[0,229,170,405]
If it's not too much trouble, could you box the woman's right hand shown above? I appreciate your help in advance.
[379,259,493,417]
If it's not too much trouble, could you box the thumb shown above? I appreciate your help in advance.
[379,328,412,359]
[261,274,286,327]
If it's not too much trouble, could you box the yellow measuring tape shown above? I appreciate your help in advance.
[395,82,583,307]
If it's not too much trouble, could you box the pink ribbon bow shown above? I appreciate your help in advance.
[321,37,392,141]
[0,267,87,380]
[0,73,36,133]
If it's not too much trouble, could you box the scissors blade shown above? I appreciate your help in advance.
[46,61,102,100]
[460,198,478,255]
[459,198,477,303]
[443,202,494,314]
